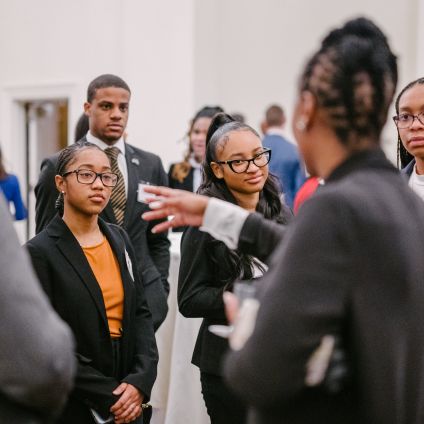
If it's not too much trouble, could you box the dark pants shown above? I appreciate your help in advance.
[200,372,247,424]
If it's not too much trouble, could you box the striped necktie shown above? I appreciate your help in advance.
[104,147,126,226]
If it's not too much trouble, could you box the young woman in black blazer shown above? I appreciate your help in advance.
[177,113,292,424]
[26,142,157,424]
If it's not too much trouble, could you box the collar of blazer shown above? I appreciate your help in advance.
[45,215,135,333]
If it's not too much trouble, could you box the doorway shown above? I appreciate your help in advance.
[22,99,68,239]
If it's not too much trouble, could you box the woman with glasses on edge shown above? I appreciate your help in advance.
[393,77,424,200]
[177,113,292,424]
[26,141,157,424]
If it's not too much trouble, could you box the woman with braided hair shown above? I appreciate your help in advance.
[141,16,424,424]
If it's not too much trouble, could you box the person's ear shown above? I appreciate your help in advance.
[211,162,224,179]
[55,175,65,194]
[84,102,91,116]
[298,91,317,131]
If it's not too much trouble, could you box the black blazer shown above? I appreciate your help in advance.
[224,149,424,424]
[168,164,194,192]
[26,216,158,424]
[178,202,291,377]
[34,139,170,330]
[168,164,195,232]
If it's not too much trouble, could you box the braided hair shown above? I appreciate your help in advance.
[55,141,104,215]
[394,78,424,168]
[299,17,397,149]
[199,113,291,288]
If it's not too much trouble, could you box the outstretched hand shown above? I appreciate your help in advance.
[141,186,210,233]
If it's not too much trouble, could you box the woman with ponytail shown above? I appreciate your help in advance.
[177,113,292,423]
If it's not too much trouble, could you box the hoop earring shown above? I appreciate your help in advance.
[296,120,307,132]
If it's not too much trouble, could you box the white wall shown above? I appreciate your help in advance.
[194,0,420,163]
[0,0,422,188]
[0,0,194,173]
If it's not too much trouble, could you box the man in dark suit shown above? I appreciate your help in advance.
[35,74,170,330]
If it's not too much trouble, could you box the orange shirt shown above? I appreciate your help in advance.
[82,237,124,338]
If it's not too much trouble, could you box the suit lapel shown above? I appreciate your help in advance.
[99,220,135,335]
[48,217,109,330]
[123,144,139,227]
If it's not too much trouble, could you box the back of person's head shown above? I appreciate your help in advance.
[55,141,104,215]
[299,17,397,148]
[74,113,90,142]
[265,105,285,127]
[394,77,424,168]
[87,74,131,103]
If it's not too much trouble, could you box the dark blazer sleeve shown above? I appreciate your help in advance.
[145,155,170,293]
[224,193,353,409]
[34,155,59,234]
[118,228,158,399]
[238,212,286,263]
[178,227,226,320]
[0,199,74,422]
[26,240,120,418]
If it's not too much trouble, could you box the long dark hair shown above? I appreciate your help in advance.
[199,113,291,288]
[55,141,104,216]
[394,78,424,168]
[299,17,397,150]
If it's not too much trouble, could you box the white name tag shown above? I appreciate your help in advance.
[124,249,134,282]
[137,182,158,203]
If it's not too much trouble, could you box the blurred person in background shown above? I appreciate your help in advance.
[0,147,27,220]
[0,194,74,423]
[261,104,305,208]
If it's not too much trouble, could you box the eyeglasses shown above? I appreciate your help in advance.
[62,169,119,187]
[215,149,271,174]
[393,112,424,129]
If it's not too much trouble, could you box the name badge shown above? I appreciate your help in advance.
[124,249,135,282]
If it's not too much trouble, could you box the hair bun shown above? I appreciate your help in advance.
[206,113,235,145]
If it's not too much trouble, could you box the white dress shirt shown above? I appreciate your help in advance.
[86,132,128,195]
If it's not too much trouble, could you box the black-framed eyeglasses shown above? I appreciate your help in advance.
[62,169,119,187]
[393,112,424,129]
[215,149,271,174]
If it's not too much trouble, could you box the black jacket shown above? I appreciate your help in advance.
[26,217,158,423]
[224,149,424,424]
[34,139,170,330]
[178,196,291,376]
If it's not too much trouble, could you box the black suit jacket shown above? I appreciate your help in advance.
[168,164,194,192]
[26,216,158,424]
[224,149,424,424]
[34,139,170,330]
